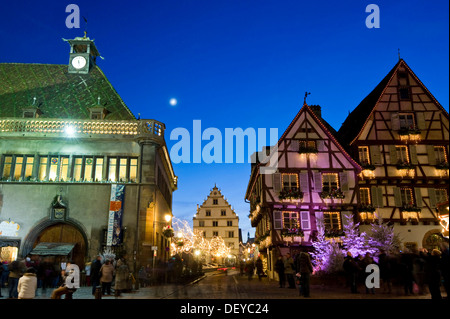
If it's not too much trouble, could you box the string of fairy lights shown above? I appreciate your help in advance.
[169,218,231,258]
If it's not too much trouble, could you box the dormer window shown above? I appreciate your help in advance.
[89,107,107,120]
[22,106,42,118]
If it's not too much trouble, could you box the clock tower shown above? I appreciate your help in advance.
[65,32,101,74]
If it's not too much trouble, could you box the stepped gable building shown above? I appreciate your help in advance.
[193,185,240,263]
[337,58,449,251]
[0,34,177,271]
[245,102,361,279]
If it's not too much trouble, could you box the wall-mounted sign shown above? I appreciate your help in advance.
[0,221,20,237]
[107,184,125,246]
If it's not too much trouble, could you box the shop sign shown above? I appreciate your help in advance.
[0,221,20,237]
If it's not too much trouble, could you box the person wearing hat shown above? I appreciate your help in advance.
[18,267,37,299]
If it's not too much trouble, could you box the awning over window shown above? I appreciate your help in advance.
[29,242,76,256]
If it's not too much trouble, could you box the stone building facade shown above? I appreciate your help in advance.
[0,34,177,273]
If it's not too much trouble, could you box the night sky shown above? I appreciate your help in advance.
[1,0,448,241]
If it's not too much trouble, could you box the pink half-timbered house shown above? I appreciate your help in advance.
[245,103,361,279]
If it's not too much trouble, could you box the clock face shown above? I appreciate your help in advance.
[72,56,87,69]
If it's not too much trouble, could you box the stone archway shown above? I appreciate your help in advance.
[22,220,88,268]
[422,229,444,251]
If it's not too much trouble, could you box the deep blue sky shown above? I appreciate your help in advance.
[1,0,448,241]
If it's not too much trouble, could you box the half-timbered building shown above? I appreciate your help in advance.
[245,103,361,279]
[338,58,449,251]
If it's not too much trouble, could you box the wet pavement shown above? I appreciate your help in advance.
[3,269,442,300]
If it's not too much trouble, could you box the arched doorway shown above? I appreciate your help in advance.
[422,229,444,252]
[32,223,87,268]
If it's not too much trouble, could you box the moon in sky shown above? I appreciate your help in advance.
[169,98,177,106]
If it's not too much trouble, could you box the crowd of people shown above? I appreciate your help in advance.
[242,241,449,300]
[0,255,132,299]
[342,243,449,299]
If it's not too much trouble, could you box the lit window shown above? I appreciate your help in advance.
[434,146,447,165]
[95,157,104,182]
[399,113,414,129]
[84,157,94,181]
[283,211,299,229]
[400,188,414,206]
[2,156,12,179]
[396,146,409,163]
[322,173,339,192]
[323,212,341,230]
[282,173,298,191]
[13,156,23,181]
[108,158,117,181]
[24,157,34,180]
[358,147,370,165]
[129,158,138,182]
[360,188,371,205]
[73,157,83,181]
[38,157,48,181]
[59,157,69,181]
[118,158,128,182]
[48,157,59,181]
[435,189,448,204]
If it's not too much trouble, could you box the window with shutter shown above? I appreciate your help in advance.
[313,172,322,192]
[300,211,311,229]
[272,173,281,192]
[273,211,283,229]
[299,172,309,194]
[339,172,349,192]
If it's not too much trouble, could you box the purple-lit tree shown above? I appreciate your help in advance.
[311,217,344,274]
[367,214,401,254]
[342,214,375,258]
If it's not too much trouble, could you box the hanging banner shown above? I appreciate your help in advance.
[107,184,125,246]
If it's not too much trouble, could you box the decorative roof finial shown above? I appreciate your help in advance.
[398,48,401,61]
[303,92,311,105]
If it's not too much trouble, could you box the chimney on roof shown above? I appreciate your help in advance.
[309,105,322,118]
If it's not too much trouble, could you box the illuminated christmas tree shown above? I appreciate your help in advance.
[342,214,375,258]
[367,214,401,254]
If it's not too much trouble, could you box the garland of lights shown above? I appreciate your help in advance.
[169,218,231,258]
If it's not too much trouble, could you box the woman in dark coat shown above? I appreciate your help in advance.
[275,256,285,288]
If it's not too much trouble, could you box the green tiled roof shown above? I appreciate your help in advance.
[0,63,136,120]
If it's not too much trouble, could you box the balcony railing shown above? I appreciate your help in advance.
[0,118,165,140]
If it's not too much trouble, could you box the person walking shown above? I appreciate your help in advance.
[284,253,296,289]
[424,249,442,300]
[8,259,24,298]
[275,256,285,288]
[90,255,102,295]
[255,257,263,281]
[114,258,129,297]
[100,260,115,295]
[245,259,255,281]
[274,256,285,288]
[18,268,37,299]
[298,252,313,297]
[343,252,360,294]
